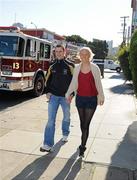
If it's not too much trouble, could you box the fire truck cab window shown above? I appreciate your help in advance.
[40,43,44,58]
[34,41,36,52]
[0,36,18,56]
[44,44,50,58]
[25,39,32,56]
[17,38,25,57]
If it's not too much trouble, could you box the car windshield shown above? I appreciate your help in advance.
[0,36,24,57]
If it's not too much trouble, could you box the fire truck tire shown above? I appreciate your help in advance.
[33,75,45,97]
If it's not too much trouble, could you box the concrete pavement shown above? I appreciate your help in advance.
[0,71,137,180]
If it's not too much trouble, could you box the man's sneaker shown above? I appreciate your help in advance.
[40,144,52,152]
[62,135,68,142]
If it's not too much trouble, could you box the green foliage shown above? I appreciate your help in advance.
[118,45,132,81]
[64,35,87,44]
[65,35,108,60]
[87,41,95,52]
[89,39,108,59]
[129,30,137,96]
[106,55,115,60]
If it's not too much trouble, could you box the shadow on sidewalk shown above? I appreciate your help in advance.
[12,140,81,180]
[53,150,82,180]
[0,91,34,111]
[12,139,73,180]
[105,121,137,179]
[110,83,134,95]
[109,74,122,79]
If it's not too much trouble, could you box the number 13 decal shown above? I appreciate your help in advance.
[13,62,19,69]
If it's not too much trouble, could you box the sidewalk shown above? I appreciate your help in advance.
[0,72,137,180]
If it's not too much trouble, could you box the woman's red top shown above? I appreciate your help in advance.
[77,71,98,96]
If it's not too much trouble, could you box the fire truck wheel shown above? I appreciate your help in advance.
[33,75,45,97]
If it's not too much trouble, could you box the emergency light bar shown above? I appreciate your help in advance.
[0,26,20,32]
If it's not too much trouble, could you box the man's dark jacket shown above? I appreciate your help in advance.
[45,59,75,97]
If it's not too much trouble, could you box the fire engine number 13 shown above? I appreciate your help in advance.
[13,62,19,69]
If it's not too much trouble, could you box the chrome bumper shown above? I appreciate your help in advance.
[0,80,33,91]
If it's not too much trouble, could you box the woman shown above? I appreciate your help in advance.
[66,47,104,157]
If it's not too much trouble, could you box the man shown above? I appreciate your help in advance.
[40,44,74,152]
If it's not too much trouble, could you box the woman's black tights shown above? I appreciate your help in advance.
[77,108,96,147]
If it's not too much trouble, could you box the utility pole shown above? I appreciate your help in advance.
[120,16,129,45]
[127,26,130,44]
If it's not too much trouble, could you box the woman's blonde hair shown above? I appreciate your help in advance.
[79,47,95,60]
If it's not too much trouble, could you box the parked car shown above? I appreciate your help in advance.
[93,59,121,73]
[104,60,121,73]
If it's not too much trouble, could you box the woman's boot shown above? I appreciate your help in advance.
[79,145,86,157]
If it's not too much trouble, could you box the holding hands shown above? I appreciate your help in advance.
[66,95,73,104]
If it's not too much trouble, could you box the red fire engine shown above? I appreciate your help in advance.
[0,26,52,96]
[65,43,80,60]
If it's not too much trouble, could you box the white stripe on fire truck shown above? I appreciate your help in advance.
[10,71,47,77]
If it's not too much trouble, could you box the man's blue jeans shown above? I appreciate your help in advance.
[43,95,70,147]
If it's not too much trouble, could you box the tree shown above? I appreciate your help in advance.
[65,35,109,60]
[118,45,132,81]
[129,30,137,97]
[64,35,87,45]
[90,39,108,59]
[87,41,95,50]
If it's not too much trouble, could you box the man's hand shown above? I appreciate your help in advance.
[66,95,73,104]
[46,93,52,100]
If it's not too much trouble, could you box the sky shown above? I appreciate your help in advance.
[0,0,132,47]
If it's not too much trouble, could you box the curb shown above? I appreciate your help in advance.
[76,162,137,180]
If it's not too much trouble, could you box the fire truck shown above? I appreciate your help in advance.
[0,26,52,96]
[65,42,80,60]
